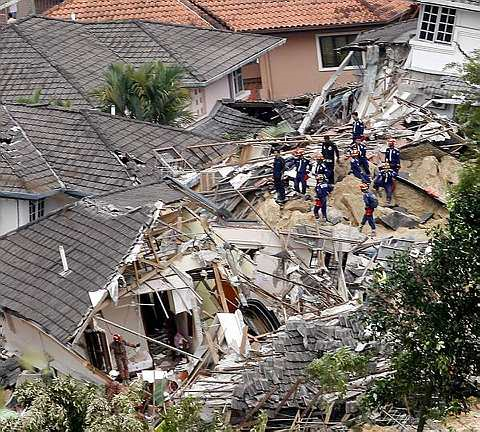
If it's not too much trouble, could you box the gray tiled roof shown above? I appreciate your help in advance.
[0,106,62,194]
[189,101,269,140]
[0,16,284,107]
[95,181,185,209]
[0,198,153,342]
[0,104,216,195]
[352,18,418,45]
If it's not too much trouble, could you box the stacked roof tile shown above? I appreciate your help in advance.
[0,16,283,107]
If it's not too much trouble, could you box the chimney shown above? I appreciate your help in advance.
[110,105,116,116]
[59,245,71,276]
[70,12,76,21]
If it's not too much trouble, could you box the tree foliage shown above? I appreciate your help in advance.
[93,62,193,126]
[364,159,480,431]
[156,397,235,432]
[306,347,368,397]
[0,375,148,432]
[449,50,480,146]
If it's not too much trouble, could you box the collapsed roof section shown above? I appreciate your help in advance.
[0,197,156,343]
[0,16,284,107]
[189,101,271,140]
[0,104,231,197]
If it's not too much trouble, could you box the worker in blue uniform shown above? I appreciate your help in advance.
[385,138,401,173]
[272,149,286,203]
[321,135,339,184]
[349,150,370,184]
[359,183,377,237]
[351,111,365,141]
[313,174,333,221]
[292,148,311,195]
[351,137,370,175]
[311,153,331,181]
[374,163,397,205]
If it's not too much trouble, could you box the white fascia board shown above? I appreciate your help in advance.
[416,0,480,12]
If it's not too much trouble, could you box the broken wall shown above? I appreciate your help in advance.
[97,297,153,372]
[3,313,106,384]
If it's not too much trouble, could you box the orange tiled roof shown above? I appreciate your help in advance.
[46,0,212,27]
[191,0,413,31]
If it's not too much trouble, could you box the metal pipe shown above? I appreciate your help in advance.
[94,315,201,360]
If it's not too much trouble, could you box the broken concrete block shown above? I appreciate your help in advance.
[283,199,311,213]
[345,401,359,414]
[418,211,434,224]
[379,210,420,230]
[331,176,364,225]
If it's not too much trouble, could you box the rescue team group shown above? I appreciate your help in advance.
[272,112,401,237]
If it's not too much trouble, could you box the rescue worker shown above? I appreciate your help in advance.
[349,150,370,184]
[272,149,286,203]
[292,147,311,195]
[313,174,333,222]
[311,152,331,180]
[374,163,397,205]
[351,111,365,141]
[385,138,401,173]
[321,135,339,184]
[352,137,370,175]
[359,183,377,237]
[110,334,140,380]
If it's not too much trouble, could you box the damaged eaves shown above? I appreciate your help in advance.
[0,104,230,197]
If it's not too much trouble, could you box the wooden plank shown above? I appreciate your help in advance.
[203,330,219,365]
[242,385,279,424]
[239,325,249,356]
[212,263,229,313]
[273,378,303,417]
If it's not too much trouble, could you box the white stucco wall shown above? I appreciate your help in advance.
[97,297,153,372]
[0,194,76,236]
[0,198,28,235]
[204,75,231,115]
[3,313,106,384]
[407,5,480,74]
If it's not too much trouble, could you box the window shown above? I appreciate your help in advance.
[29,199,45,222]
[232,69,244,95]
[317,34,363,69]
[419,5,456,44]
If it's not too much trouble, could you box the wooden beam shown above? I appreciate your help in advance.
[242,385,279,424]
[273,378,303,417]
[212,263,229,313]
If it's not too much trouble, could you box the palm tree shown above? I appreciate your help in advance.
[93,61,193,126]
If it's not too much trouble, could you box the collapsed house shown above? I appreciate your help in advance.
[0,104,238,235]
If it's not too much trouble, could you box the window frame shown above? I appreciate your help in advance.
[29,198,46,222]
[232,69,244,95]
[315,32,364,71]
[418,4,456,45]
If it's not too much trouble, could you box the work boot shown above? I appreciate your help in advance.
[359,224,364,233]
[371,230,377,237]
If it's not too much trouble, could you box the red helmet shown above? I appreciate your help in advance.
[359,183,369,191]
